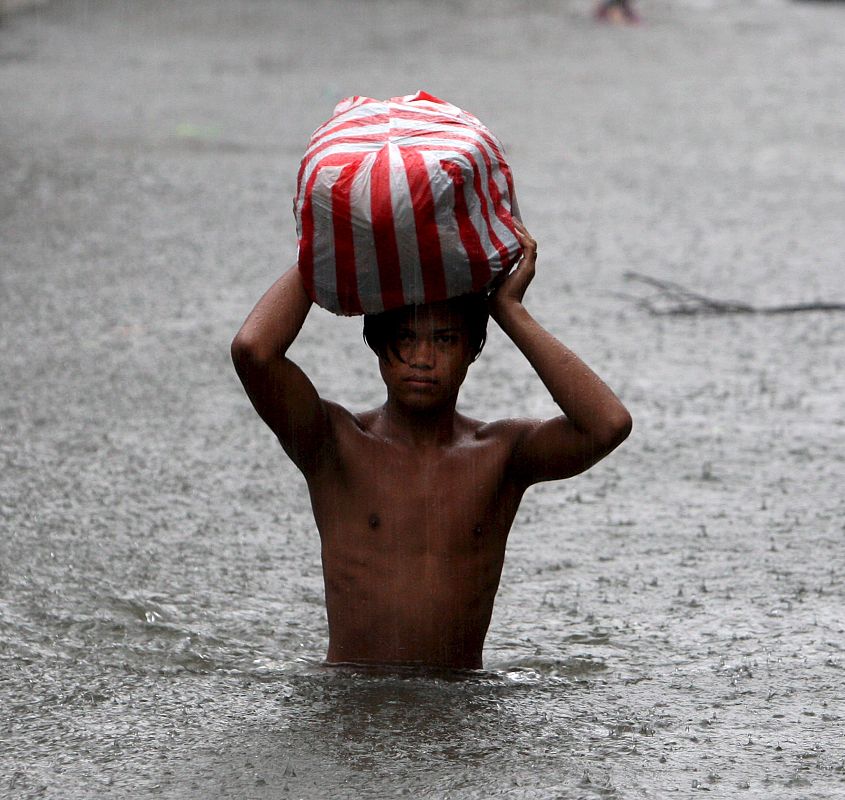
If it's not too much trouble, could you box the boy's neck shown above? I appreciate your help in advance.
[378,398,461,448]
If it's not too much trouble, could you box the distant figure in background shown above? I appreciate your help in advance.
[594,0,641,24]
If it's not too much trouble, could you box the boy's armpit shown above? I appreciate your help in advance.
[280,398,352,476]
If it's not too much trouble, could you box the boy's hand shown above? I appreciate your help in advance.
[489,219,537,322]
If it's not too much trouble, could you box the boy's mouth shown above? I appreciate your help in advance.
[404,375,437,384]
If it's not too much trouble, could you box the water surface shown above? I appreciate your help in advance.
[2,0,844,797]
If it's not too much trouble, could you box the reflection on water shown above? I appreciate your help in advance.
[165,665,600,799]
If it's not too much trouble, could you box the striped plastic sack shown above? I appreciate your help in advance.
[294,91,522,315]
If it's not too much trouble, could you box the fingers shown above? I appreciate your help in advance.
[512,218,537,259]
[492,218,536,305]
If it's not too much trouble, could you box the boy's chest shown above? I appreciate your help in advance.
[351,434,508,504]
[310,433,520,554]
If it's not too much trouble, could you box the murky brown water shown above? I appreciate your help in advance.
[2,0,844,797]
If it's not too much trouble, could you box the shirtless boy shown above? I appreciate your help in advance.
[231,222,631,671]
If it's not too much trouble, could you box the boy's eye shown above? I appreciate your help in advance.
[435,334,459,344]
[398,330,415,342]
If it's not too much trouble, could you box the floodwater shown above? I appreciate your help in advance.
[1,0,844,797]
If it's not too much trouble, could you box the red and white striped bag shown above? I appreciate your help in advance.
[294,91,522,315]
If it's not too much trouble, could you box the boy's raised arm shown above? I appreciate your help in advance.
[491,222,632,486]
[231,266,331,474]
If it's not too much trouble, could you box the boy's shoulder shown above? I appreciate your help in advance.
[334,403,535,447]
[471,416,540,446]
[321,400,376,441]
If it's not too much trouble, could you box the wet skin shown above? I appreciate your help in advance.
[232,223,631,670]
[310,306,526,668]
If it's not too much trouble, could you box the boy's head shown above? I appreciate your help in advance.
[362,293,489,365]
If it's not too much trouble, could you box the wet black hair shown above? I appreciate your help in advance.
[362,292,489,363]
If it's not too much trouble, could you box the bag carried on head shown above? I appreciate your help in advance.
[294,91,522,315]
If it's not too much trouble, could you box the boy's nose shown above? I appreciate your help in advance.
[409,338,434,368]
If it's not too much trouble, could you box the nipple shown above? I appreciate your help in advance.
[473,524,483,537]
[368,513,381,530]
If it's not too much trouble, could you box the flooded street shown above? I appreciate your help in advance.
[2,0,844,797]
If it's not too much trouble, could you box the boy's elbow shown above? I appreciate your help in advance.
[599,407,632,452]
[230,334,251,369]
[617,408,633,442]
[230,332,270,371]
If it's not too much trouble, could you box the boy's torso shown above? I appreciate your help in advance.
[303,403,528,669]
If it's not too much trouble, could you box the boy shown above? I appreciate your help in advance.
[594,0,640,24]
[231,221,631,671]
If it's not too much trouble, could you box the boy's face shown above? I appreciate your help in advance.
[378,302,474,409]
